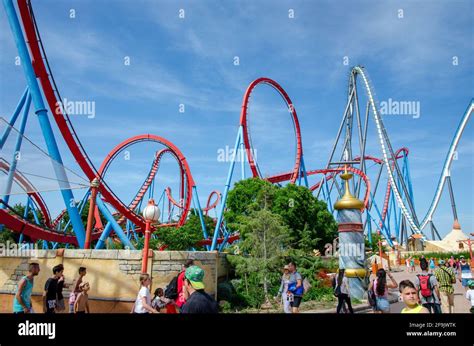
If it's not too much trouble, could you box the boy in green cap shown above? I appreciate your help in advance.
[180,265,218,314]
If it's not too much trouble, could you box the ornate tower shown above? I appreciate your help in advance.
[334,167,366,300]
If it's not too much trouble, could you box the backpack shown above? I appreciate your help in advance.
[417,274,433,298]
[164,274,180,300]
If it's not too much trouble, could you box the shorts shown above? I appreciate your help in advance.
[290,296,302,308]
[375,297,390,312]
[46,300,56,314]
[56,298,66,312]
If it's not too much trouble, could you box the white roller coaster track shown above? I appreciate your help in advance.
[353,65,473,233]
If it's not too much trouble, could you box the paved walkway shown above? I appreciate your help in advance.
[304,266,472,314]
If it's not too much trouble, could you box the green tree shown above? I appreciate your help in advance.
[228,184,290,306]
[226,178,338,253]
[365,233,388,254]
[225,178,277,226]
[272,183,337,251]
[238,208,290,302]
[154,210,214,250]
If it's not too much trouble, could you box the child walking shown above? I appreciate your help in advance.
[74,282,90,314]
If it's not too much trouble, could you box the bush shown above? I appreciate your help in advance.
[302,286,335,302]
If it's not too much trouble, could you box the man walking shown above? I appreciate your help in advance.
[415,260,441,313]
[287,261,304,313]
[433,260,456,313]
[43,264,63,314]
[13,263,40,313]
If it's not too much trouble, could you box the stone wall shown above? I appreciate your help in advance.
[0,249,229,313]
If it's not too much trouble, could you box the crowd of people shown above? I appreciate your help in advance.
[13,263,90,314]
[366,255,473,314]
[12,255,473,314]
[12,259,218,314]
[130,259,218,314]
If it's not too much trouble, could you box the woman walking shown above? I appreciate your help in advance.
[369,268,398,313]
[276,265,291,313]
[335,269,353,314]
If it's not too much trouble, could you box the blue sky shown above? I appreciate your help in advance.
[0,0,473,238]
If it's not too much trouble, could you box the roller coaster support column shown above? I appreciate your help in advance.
[95,195,135,250]
[1,92,30,208]
[0,87,28,149]
[211,126,243,251]
[298,155,309,187]
[84,178,100,249]
[192,186,210,250]
[142,199,160,273]
[3,0,86,247]
[446,175,460,229]
[333,167,366,300]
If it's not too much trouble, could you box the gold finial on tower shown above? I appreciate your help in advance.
[334,166,364,210]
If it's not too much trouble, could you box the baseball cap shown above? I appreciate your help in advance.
[459,255,465,259]
[439,260,445,265]
[185,266,205,290]
[468,280,474,288]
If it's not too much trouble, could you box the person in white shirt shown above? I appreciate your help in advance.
[465,280,474,313]
[132,274,157,314]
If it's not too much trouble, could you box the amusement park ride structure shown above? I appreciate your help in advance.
[0,0,473,253]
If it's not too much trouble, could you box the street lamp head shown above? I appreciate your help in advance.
[142,199,160,222]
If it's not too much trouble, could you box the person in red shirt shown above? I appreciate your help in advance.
[176,259,195,311]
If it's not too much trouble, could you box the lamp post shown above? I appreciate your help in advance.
[141,199,160,273]
[84,178,100,249]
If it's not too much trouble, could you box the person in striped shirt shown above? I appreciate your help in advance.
[433,260,456,313]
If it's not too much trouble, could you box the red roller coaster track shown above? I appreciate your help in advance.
[240,77,303,183]
[0,158,52,228]
[16,0,148,231]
